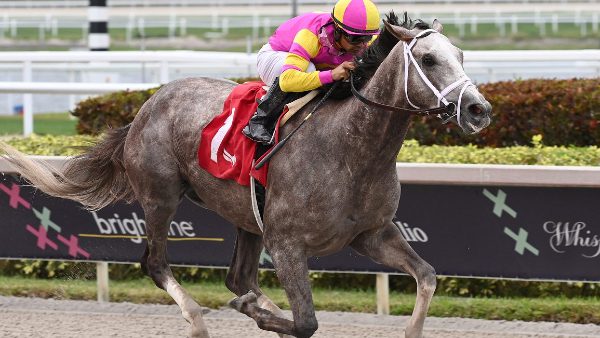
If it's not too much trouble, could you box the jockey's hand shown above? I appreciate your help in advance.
[331,61,356,81]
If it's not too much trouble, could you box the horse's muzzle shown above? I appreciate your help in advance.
[463,100,492,133]
[468,101,492,116]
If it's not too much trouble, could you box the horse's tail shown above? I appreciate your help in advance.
[0,125,135,210]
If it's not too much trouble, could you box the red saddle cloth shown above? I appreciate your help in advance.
[198,81,277,187]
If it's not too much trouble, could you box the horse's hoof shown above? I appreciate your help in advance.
[404,328,423,338]
[187,328,210,338]
[228,296,242,311]
[229,290,258,312]
[187,318,210,338]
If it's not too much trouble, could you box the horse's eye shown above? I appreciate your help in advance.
[422,54,435,67]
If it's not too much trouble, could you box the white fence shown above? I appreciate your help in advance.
[0,0,597,45]
[0,49,596,83]
[0,49,598,135]
[0,51,257,135]
[1,11,598,40]
[0,49,597,84]
[1,0,596,8]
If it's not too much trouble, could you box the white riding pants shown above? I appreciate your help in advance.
[256,43,317,87]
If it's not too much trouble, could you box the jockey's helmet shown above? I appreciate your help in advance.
[331,0,381,36]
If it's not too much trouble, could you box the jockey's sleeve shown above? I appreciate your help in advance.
[279,29,334,92]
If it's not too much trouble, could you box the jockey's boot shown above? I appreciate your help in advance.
[243,78,293,145]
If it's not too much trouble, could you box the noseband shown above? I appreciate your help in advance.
[350,28,475,125]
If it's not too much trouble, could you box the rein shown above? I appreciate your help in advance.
[349,72,455,119]
[254,81,340,170]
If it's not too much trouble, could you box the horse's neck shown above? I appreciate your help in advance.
[345,50,412,165]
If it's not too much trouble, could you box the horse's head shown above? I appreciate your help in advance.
[384,19,492,134]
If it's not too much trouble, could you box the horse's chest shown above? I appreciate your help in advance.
[267,164,399,253]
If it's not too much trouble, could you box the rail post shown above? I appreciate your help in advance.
[160,61,169,84]
[88,0,109,51]
[22,60,33,137]
[376,273,390,315]
[96,262,109,302]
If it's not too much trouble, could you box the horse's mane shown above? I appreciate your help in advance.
[327,11,430,99]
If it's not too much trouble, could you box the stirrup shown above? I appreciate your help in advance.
[242,123,275,145]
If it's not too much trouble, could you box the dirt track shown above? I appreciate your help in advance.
[1,296,599,337]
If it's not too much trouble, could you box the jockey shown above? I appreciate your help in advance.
[243,0,381,144]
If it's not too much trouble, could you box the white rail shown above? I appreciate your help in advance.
[0,50,596,78]
[0,50,598,136]
[0,51,255,136]
[0,0,595,8]
[395,163,600,187]
[0,51,256,63]
[1,11,597,39]
[0,82,160,94]
[1,50,598,62]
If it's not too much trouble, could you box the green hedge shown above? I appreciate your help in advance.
[398,137,600,166]
[408,78,600,147]
[4,134,97,156]
[71,87,160,135]
[69,78,256,135]
[6,134,600,166]
[70,78,600,147]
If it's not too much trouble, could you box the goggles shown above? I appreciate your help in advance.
[335,26,372,45]
[343,33,372,44]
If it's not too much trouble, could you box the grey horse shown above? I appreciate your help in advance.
[1,13,491,338]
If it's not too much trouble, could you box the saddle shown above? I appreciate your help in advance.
[197,81,317,187]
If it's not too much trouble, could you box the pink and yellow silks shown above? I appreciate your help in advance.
[263,0,380,92]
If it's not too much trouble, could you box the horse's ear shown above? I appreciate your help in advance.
[384,20,416,42]
[432,19,443,33]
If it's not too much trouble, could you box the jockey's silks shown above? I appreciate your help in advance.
[269,13,359,92]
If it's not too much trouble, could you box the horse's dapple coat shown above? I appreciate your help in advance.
[0,12,491,338]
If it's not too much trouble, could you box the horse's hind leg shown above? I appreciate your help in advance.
[351,222,436,338]
[230,240,318,338]
[226,228,291,337]
[132,175,209,337]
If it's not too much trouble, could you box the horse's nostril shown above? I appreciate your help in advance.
[468,103,484,115]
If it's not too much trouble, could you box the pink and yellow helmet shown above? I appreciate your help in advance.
[331,0,381,35]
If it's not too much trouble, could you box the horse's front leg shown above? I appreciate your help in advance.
[351,221,437,338]
[230,239,318,338]
[226,227,292,338]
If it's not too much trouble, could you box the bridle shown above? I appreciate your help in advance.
[255,29,475,170]
[350,28,475,125]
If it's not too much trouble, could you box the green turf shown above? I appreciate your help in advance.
[11,20,598,41]
[6,20,598,51]
[0,113,77,136]
[1,274,599,324]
